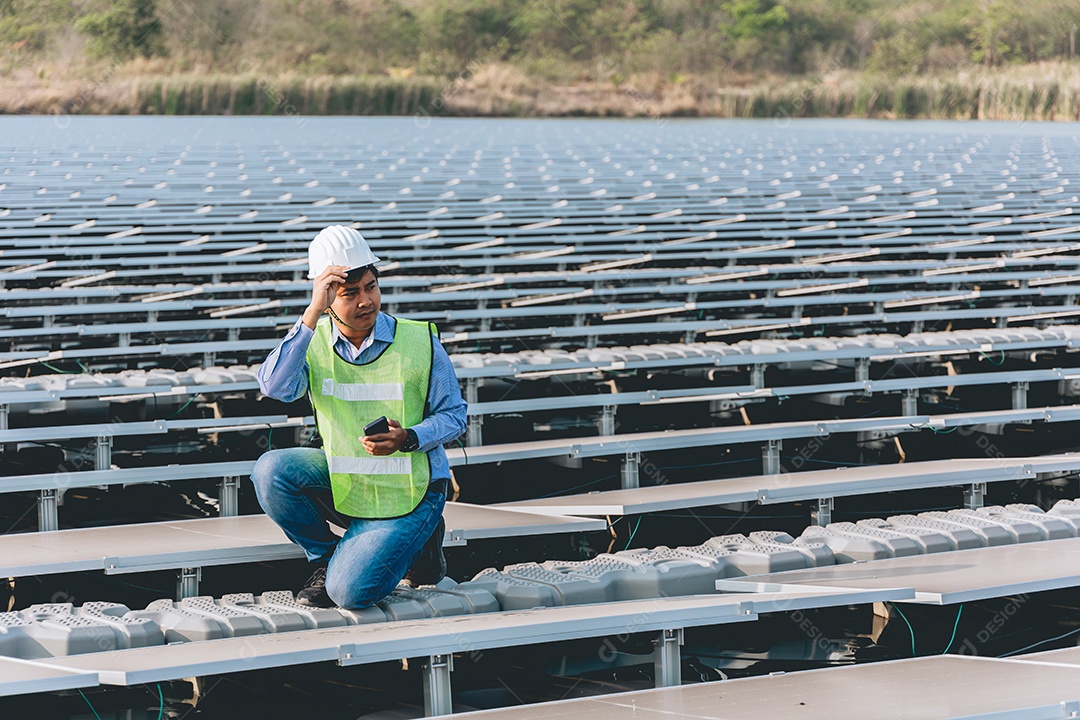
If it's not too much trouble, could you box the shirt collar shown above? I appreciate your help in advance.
[329,311,395,351]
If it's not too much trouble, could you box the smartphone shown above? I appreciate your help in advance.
[364,416,390,437]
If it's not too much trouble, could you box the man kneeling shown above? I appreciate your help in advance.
[253,225,467,608]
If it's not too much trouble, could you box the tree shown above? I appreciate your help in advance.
[722,0,789,39]
[76,0,165,61]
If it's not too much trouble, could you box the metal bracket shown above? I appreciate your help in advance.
[0,403,8,455]
[1012,381,1029,410]
[465,379,482,446]
[93,434,112,471]
[812,497,834,527]
[653,628,684,688]
[467,415,483,447]
[762,439,781,475]
[621,452,641,489]
[599,405,616,436]
[219,476,240,517]
[855,358,870,383]
[901,389,918,417]
[38,489,59,532]
[202,352,216,368]
[964,482,986,509]
[177,567,202,599]
[118,332,131,348]
[423,654,454,717]
[750,364,766,389]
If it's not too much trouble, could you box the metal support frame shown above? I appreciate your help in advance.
[855,358,870,383]
[467,416,483,447]
[599,405,616,436]
[653,628,684,688]
[423,654,454,717]
[465,379,483,446]
[118,332,131,348]
[0,404,8,454]
[93,434,112,471]
[750,364,766,389]
[901,389,918,416]
[202,351,216,368]
[621,452,641,489]
[219,476,240,517]
[762,439,781,475]
[964,482,986,509]
[228,327,240,342]
[178,567,202,599]
[38,489,59,532]
[683,330,697,344]
[811,497,834,527]
[1012,381,1029,410]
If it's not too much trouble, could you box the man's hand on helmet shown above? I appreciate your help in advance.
[302,265,348,330]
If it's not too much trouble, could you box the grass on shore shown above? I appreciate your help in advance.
[2,62,1079,121]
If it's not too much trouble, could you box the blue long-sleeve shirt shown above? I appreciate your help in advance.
[258,312,467,481]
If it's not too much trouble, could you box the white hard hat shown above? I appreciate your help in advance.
[307,225,381,279]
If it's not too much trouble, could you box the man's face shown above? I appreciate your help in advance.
[330,268,380,334]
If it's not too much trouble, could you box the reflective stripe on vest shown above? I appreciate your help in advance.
[306,316,434,519]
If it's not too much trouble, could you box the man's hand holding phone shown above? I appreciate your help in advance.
[361,416,407,455]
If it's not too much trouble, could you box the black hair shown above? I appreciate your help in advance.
[344,264,379,284]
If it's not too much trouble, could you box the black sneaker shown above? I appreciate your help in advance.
[403,518,446,587]
[296,565,335,608]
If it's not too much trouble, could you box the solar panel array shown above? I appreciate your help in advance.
[3,116,1080,706]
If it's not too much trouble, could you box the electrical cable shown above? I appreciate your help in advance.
[941,604,964,654]
[165,396,197,419]
[890,602,917,656]
[78,690,104,720]
[535,475,615,499]
[624,516,642,549]
[999,626,1080,658]
[40,361,82,374]
[157,683,164,720]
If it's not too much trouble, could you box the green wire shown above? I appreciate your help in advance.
[978,350,1005,366]
[165,396,196,419]
[40,361,82,374]
[157,683,164,720]
[624,516,642,549]
[78,689,104,720]
[941,604,964,654]
[891,602,916,656]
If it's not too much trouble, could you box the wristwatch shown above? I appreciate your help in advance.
[400,428,420,453]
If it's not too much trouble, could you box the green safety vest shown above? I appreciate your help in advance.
[306,315,435,519]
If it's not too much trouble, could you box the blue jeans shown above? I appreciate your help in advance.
[251,447,445,609]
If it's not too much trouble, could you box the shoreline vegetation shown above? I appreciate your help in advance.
[5,62,1080,121]
[4,0,1080,121]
